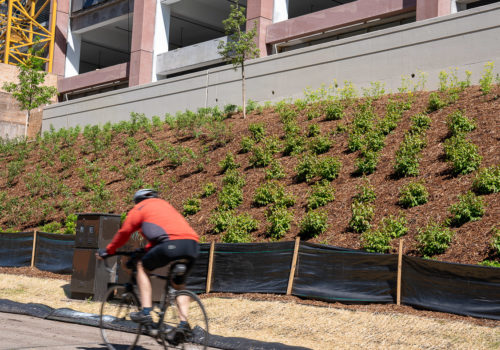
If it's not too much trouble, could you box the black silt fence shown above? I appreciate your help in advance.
[402,256,500,320]
[186,243,210,293]
[210,242,295,294]
[0,232,34,267]
[291,243,398,303]
[34,232,75,274]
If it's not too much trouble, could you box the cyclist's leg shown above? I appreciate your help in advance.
[136,261,153,309]
[142,240,199,323]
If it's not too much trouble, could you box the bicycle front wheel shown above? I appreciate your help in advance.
[161,290,209,350]
[100,285,143,350]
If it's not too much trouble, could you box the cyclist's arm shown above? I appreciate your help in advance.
[106,208,142,254]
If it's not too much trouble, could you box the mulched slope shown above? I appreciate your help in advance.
[0,86,499,265]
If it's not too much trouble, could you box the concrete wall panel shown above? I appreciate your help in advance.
[43,3,500,132]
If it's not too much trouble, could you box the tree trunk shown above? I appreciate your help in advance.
[242,61,246,119]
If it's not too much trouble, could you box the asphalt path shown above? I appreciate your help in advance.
[0,312,211,350]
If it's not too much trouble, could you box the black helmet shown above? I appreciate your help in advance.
[133,189,158,204]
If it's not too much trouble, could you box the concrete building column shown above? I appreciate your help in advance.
[246,0,274,57]
[416,0,452,21]
[273,0,288,23]
[51,0,71,78]
[129,0,156,87]
[64,30,81,77]
[152,1,171,82]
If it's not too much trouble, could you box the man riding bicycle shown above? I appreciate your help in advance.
[97,188,199,332]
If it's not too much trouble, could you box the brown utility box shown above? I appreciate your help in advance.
[70,247,118,301]
[75,213,121,249]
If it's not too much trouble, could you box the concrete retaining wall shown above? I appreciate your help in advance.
[43,3,500,131]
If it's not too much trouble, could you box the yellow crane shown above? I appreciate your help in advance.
[0,0,56,72]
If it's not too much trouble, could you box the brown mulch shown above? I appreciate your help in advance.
[1,266,498,328]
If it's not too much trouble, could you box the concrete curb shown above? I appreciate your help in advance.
[0,299,310,350]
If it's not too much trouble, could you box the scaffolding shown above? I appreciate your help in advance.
[0,0,56,72]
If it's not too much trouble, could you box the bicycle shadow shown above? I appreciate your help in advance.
[76,346,151,350]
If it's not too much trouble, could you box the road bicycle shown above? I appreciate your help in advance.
[99,251,209,350]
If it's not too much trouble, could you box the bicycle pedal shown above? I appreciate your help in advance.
[146,326,159,337]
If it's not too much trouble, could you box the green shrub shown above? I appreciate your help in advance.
[349,200,375,233]
[491,226,500,254]
[246,99,259,113]
[240,136,255,153]
[63,214,78,235]
[449,191,485,226]
[347,131,365,152]
[364,131,385,152]
[444,135,482,175]
[446,110,476,135]
[417,221,454,256]
[222,169,246,188]
[479,62,494,95]
[479,260,500,268]
[40,221,63,233]
[299,210,328,239]
[394,133,426,177]
[361,229,392,253]
[253,181,295,208]
[219,152,240,173]
[218,184,243,210]
[6,160,24,186]
[306,106,322,120]
[354,179,376,203]
[379,214,408,238]
[266,205,293,240]
[183,197,201,216]
[325,102,344,121]
[295,155,318,183]
[210,210,234,234]
[399,181,429,208]
[309,135,332,155]
[427,92,447,112]
[201,182,217,197]
[249,144,274,167]
[472,165,500,194]
[283,135,306,156]
[307,180,335,210]
[355,150,379,175]
[307,124,321,137]
[222,213,259,243]
[316,156,342,181]
[262,136,282,154]
[265,160,286,180]
[248,122,266,142]
[224,104,238,116]
[410,114,432,133]
[283,120,301,136]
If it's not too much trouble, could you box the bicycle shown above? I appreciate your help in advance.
[99,251,209,350]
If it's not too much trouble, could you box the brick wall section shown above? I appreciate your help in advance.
[0,63,58,139]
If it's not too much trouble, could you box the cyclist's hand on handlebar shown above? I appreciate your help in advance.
[96,248,109,260]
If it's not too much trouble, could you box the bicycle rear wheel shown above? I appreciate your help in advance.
[161,290,209,350]
[100,285,143,350]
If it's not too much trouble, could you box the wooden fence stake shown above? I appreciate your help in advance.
[206,241,215,293]
[30,230,37,268]
[397,238,404,306]
[287,237,301,295]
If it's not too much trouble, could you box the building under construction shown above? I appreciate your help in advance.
[2,0,497,102]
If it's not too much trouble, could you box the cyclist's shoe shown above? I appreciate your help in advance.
[129,311,153,326]
[168,321,191,345]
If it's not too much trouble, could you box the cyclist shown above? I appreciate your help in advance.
[97,188,199,332]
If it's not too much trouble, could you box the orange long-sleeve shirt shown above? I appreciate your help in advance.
[106,198,199,254]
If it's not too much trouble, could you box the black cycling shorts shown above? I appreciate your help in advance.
[141,239,199,284]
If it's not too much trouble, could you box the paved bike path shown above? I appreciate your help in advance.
[0,299,310,350]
